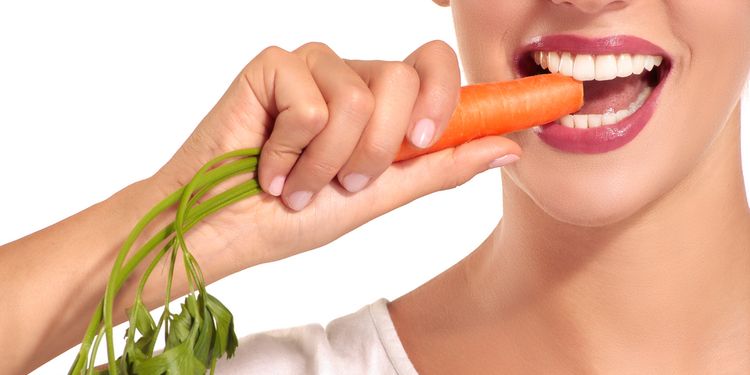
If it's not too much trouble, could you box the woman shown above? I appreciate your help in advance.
[3,0,749,373]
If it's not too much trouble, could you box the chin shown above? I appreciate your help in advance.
[505,165,658,228]
[536,194,643,228]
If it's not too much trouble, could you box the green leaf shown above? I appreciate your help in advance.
[205,294,238,358]
[121,301,157,373]
[166,306,193,349]
[132,301,157,338]
[193,305,215,365]
[186,294,200,320]
[133,338,206,375]
[134,336,155,359]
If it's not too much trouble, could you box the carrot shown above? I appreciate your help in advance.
[395,73,583,162]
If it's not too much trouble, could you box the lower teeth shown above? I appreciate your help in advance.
[557,86,652,129]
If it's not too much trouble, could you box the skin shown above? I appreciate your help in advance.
[389,0,750,374]
[1,0,748,374]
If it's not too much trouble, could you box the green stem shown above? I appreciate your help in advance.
[148,246,179,356]
[103,150,258,372]
[87,325,105,375]
[72,148,260,374]
[119,238,175,362]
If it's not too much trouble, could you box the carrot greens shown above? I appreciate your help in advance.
[70,148,261,374]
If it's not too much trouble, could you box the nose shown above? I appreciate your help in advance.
[549,0,628,14]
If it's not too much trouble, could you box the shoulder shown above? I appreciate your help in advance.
[214,298,418,375]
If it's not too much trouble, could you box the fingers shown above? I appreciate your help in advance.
[255,46,330,198]
[254,40,464,212]
[336,60,420,193]
[403,40,461,149]
[279,43,376,210]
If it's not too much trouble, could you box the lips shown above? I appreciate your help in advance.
[515,35,672,153]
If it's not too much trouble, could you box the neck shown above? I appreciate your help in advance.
[471,106,750,371]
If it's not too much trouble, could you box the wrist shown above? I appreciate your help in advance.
[131,171,250,286]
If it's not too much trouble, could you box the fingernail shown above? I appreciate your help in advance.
[410,118,436,149]
[488,154,520,169]
[268,175,285,196]
[287,190,313,211]
[341,173,370,193]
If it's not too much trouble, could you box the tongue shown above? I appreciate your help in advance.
[579,75,649,114]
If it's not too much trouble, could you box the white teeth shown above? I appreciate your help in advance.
[573,114,589,128]
[643,55,655,71]
[616,54,633,78]
[532,50,664,129]
[602,112,618,126]
[594,54,618,81]
[559,52,574,76]
[631,54,646,74]
[587,114,602,128]
[615,109,629,122]
[573,54,596,81]
[556,86,653,129]
[560,114,574,127]
[536,52,664,81]
[548,51,561,73]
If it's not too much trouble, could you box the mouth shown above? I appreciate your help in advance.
[515,35,672,153]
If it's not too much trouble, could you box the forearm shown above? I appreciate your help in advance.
[0,175,216,374]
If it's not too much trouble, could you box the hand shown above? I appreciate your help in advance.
[154,40,522,274]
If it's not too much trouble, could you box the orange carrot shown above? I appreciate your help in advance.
[395,73,583,162]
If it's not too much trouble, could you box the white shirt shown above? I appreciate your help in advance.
[216,298,419,374]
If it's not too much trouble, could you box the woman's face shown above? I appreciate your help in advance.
[443,0,750,226]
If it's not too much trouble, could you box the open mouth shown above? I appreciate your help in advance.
[519,50,670,128]
[515,35,672,153]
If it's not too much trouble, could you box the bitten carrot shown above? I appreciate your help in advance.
[395,73,583,162]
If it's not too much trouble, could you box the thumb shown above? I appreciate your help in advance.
[366,135,522,213]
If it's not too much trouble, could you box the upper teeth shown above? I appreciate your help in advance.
[533,52,663,81]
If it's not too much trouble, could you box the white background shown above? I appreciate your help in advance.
[0,1,747,373]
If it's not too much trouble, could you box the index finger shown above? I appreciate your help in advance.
[403,40,461,149]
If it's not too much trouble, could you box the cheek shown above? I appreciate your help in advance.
[451,0,535,82]
[667,1,750,142]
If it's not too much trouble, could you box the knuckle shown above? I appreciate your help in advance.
[436,152,464,190]
[298,41,331,52]
[424,79,460,118]
[445,177,465,190]
[307,157,340,179]
[343,86,375,118]
[423,40,458,60]
[361,139,394,163]
[297,104,329,133]
[433,81,459,108]
[296,41,333,59]
[381,61,419,87]
[258,45,289,62]
[263,140,300,163]
[440,172,466,191]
